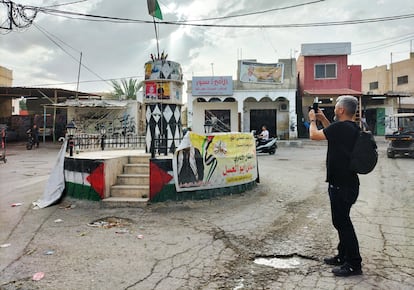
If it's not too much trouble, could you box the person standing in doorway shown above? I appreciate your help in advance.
[308,95,363,277]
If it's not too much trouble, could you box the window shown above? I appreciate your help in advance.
[369,81,379,90]
[397,75,408,85]
[314,64,337,79]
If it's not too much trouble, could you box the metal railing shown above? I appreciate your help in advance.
[71,133,183,157]
[73,134,146,151]
[150,135,182,158]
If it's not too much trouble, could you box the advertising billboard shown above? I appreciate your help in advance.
[239,61,284,84]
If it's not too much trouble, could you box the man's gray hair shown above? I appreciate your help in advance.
[336,95,358,116]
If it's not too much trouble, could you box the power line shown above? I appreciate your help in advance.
[353,34,414,55]
[33,23,112,87]
[22,75,144,88]
[42,0,89,8]
[174,0,326,22]
[21,4,414,29]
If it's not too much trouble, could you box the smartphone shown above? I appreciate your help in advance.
[312,97,319,113]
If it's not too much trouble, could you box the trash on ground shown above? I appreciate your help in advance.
[44,250,55,255]
[88,217,132,229]
[32,272,45,281]
[54,219,63,223]
[87,221,109,228]
[59,203,76,210]
[254,256,302,269]
[137,234,144,239]
[11,203,23,207]
[115,228,129,234]
[0,243,11,248]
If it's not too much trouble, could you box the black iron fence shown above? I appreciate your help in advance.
[70,134,183,156]
[73,134,146,151]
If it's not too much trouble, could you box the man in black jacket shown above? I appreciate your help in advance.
[308,95,362,277]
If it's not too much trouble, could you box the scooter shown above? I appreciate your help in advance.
[251,130,277,155]
[256,137,277,155]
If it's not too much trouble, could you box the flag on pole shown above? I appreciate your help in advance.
[147,0,163,20]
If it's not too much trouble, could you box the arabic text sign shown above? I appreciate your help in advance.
[192,76,233,96]
[173,132,257,192]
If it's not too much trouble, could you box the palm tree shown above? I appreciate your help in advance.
[111,78,142,100]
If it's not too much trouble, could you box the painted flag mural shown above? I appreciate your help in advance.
[64,159,105,201]
[173,132,257,192]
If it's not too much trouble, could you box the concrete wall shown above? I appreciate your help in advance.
[362,65,389,94]
[362,53,414,110]
[0,66,12,86]
[104,156,128,198]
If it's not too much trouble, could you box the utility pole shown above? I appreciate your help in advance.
[390,52,394,93]
[75,52,82,99]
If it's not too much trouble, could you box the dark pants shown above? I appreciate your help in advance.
[328,184,362,269]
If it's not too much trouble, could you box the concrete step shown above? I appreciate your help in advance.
[111,185,149,198]
[117,174,149,185]
[129,155,151,164]
[124,164,149,174]
[101,197,149,208]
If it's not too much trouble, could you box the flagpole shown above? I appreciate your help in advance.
[153,16,160,59]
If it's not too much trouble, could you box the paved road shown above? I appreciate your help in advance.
[0,140,413,289]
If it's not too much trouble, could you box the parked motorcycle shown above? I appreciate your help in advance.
[256,137,277,154]
[26,129,34,150]
[251,131,277,155]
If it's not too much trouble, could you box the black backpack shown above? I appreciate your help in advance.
[349,125,378,174]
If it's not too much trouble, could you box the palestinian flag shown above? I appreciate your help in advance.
[147,0,163,20]
[64,159,105,201]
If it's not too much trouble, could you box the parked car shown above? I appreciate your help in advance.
[385,113,414,158]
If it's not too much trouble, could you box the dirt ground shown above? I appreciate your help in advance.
[0,139,413,289]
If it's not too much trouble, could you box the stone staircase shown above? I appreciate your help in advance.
[102,154,151,207]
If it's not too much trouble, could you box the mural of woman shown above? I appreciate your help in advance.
[177,146,204,187]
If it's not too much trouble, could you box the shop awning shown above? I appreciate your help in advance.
[304,88,362,97]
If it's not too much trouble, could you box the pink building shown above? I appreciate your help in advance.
[296,42,362,137]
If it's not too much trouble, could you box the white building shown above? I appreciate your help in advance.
[187,59,297,139]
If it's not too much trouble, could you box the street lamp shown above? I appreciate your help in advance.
[100,125,106,151]
[66,121,77,157]
[204,119,213,134]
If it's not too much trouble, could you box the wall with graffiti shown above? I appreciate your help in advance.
[67,101,140,136]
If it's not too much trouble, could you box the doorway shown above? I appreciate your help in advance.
[250,109,277,137]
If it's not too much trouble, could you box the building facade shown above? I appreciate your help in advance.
[187,58,298,140]
[296,42,362,137]
[362,52,414,120]
[0,66,13,118]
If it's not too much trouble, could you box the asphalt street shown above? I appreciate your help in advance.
[0,139,413,289]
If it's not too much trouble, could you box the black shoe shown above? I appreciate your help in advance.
[324,256,343,266]
[332,263,362,277]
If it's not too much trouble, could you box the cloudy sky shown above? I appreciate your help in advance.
[1,0,413,97]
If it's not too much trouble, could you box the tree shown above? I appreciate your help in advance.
[110,78,141,100]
